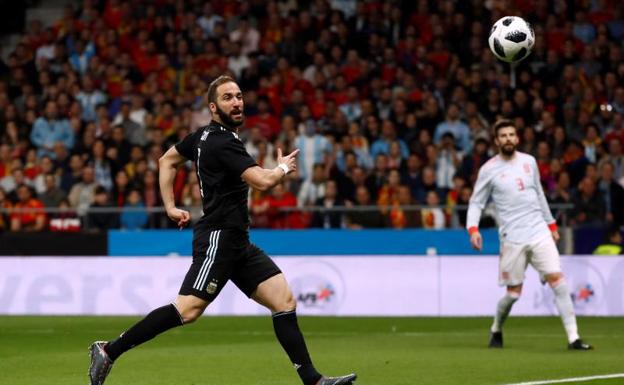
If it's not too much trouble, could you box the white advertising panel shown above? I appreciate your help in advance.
[0,256,622,316]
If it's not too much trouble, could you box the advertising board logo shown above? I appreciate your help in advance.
[289,261,345,315]
[571,284,595,304]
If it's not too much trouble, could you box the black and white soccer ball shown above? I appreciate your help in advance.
[488,16,535,63]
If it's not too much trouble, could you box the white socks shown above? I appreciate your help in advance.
[552,280,580,343]
[491,292,520,333]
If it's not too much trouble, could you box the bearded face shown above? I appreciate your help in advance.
[495,126,519,156]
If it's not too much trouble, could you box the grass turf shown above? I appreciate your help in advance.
[0,316,621,385]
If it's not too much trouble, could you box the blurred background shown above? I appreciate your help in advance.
[0,0,622,315]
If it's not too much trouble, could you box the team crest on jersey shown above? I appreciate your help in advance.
[206,279,219,294]
[523,163,530,174]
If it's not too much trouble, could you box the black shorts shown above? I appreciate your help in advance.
[179,228,281,302]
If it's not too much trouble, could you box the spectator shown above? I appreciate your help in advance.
[112,101,147,146]
[298,163,327,208]
[388,185,421,229]
[120,189,148,230]
[453,185,473,228]
[68,38,96,74]
[401,154,422,199]
[60,154,84,194]
[91,139,115,191]
[370,119,409,160]
[414,166,440,204]
[598,161,624,226]
[68,165,98,215]
[311,180,344,229]
[229,16,260,56]
[76,76,107,123]
[0,187,12,231]
[197,2,223,38]
[421,190,445,229]
[10,184,46,231]
[459,137,490,185]
[32,156,56,195]
[436,133,463,191]
[593,227,623,255]
[245,97,280,140]
[582,123,602,163]
[266,183,299,229]
[599,138,624,184]
[141,169,163,228]
[434,103,471,152]
[39,173,65,208]
[294,118,332,181]
[345,186,384,229]
[30,100,74,158]
[377,169,403,211]
[571,177,606,226]
[87,186,119,231]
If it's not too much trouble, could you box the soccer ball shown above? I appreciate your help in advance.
[488,16,534,63]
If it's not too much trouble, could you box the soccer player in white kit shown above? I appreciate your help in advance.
[467,119,592,350]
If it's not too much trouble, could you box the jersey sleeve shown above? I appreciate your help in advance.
[174,131,197,161]
[466,166,492,231]
[532,157,556,225]
[218,135,258,176]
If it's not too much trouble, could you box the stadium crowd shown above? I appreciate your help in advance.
[0,0,624,232]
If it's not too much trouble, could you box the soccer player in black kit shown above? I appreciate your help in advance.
[88,75,357,385]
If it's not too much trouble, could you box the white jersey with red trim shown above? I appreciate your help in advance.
[467,152,555,244]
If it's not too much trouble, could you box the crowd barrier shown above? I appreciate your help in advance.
[1,255,621,316]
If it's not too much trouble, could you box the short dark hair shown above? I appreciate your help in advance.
[206,75,236,104]
[492,119,516,137]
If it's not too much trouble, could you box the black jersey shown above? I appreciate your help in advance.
[175,121,257,231]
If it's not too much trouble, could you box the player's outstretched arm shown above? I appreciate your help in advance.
[159,146,191,229]
[241,148,299,191]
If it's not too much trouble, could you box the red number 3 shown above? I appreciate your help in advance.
[516,178,525,191]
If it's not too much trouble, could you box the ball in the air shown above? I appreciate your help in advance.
[488,16,535,63]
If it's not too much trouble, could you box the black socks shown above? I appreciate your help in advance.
[105,304,184,361]
[272,310,322,385]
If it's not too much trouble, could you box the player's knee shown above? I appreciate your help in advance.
[178,306,204,324]
[271,291,296,313]
[546,273,564,288]
[284,292,297,311]
[506,285,522,298]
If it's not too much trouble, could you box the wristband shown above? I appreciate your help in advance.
[277,163,289,175]
[548,222,558,232]
[468,226,479,236]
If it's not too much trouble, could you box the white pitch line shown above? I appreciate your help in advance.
[501,373,624,385]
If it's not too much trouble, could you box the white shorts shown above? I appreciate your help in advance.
[499,235,561,286]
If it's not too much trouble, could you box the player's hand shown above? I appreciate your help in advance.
[470,231,483,251]
[551,230,560,242]
[167,207,191,229]
[277,148,300,175]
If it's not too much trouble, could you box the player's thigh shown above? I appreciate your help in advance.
[179,229,240,302]
[499,241,529,286]
[231,243,283,301]
[529,236,561,281]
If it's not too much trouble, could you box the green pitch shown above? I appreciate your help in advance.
[0,316,622,385]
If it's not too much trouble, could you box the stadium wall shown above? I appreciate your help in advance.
[1,256,621,316]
